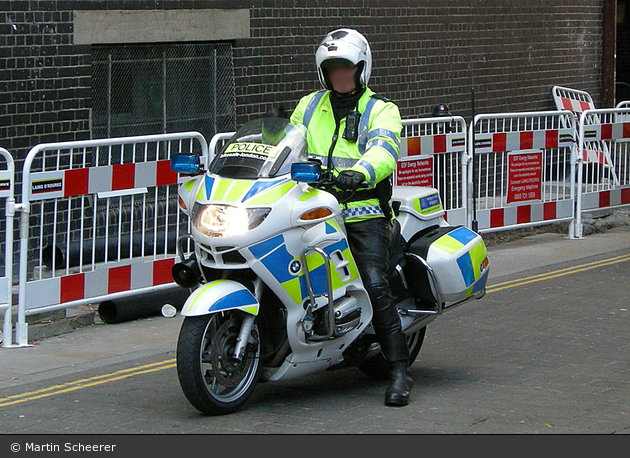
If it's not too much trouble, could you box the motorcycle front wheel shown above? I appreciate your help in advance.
[177,312,262,415]
[358,326,426,380]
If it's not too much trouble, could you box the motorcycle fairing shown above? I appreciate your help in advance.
[181,279,259,317]
[179,174,296,214]
[247,226,360,306]
[200,174,294,205]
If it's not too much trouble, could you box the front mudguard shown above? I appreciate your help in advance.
[180,280,259,317]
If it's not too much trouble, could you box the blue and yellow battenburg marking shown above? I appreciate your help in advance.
[249,221,358,304]
[433,227,489,296]
[210,288,259,314]
[188,279,260,315]
[199,174,295,204]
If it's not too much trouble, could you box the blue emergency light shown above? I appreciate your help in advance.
[170,153,202,175]
[291,162,321,183]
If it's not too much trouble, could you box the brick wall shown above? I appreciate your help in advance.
[0,1,91,163]
[0,0,605,165]
[238,0,604,120]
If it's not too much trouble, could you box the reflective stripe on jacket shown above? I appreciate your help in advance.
[290,87,402,222]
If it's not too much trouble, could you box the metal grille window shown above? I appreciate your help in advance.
[92,43,236,140]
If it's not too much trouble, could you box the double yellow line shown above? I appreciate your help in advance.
[486,252,630,293]
[0,359,176,408]
[2,252,629,408]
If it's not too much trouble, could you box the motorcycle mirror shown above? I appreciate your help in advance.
[291,161,321,183]
[171,153,203,175]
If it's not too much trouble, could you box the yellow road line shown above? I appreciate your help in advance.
[487,253,630,293]
[3,252,629,408]
[0,359,176,407]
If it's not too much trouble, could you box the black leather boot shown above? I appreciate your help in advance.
[384,360,413,406]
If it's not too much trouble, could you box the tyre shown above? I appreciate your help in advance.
[176,312,262,415]
[358,326,426,380]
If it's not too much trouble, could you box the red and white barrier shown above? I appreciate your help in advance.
[470,111,578,233]
[14,133,208,346]
[5,95,630,348]
[552,85,596,118]
[23,258,177,310]
[399,116,469,226]
[574,107,630,237]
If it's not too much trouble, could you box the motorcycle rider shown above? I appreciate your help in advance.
[290,29,412,406]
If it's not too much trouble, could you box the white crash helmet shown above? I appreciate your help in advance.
[315,28,372,90]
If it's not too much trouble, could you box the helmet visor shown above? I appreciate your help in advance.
[320,58,356,70]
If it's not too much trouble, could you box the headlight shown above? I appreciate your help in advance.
[191,203,271,238]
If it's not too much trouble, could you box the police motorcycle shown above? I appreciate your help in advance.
[169,116,489,415]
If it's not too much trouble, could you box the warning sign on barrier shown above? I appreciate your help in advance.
[396,156,433,187]
[507,150,542,203]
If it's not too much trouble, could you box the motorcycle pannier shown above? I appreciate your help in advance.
[406,225,489,303]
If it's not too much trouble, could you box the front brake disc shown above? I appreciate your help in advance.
[210,319,255,387]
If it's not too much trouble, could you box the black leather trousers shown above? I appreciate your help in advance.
[345,217,410,362]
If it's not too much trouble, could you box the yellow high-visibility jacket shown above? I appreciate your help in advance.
[290,87,402,223]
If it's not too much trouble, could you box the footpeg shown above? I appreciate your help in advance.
[399,308,438,316]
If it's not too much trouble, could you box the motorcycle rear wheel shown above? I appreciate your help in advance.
[358,327,426,380]
[177,312,262,415]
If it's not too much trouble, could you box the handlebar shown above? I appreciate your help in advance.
[309,173,370,204]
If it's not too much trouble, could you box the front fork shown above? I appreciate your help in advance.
[177,233,263,362]
[233,314,256,361]
[232,276,264,361]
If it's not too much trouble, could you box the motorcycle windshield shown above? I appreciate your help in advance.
[209,118,308,179]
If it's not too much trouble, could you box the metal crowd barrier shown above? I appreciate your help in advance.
[398,116,469,225]
[13,133,208,347]
[552,85,596,118]
[574,107,630,238]
[551,88,630,236]
[0,148,16,347]
[7,98,630,347]
[469,111,577,233]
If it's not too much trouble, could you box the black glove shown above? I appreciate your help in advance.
[335,170,366,191]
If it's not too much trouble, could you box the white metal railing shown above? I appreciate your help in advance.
[13,132,208,346]
[0,148,16,347]
[399,116,469,226]
[552,86,596,118]
[6,98,630,347]
[574,107,630,237]
[469,111,577,233]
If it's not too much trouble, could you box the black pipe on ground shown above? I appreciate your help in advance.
[97,287,189,324]
[41,199,181,271]
[42,230,179,271]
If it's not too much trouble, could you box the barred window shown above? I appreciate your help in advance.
[92,43,236,140]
